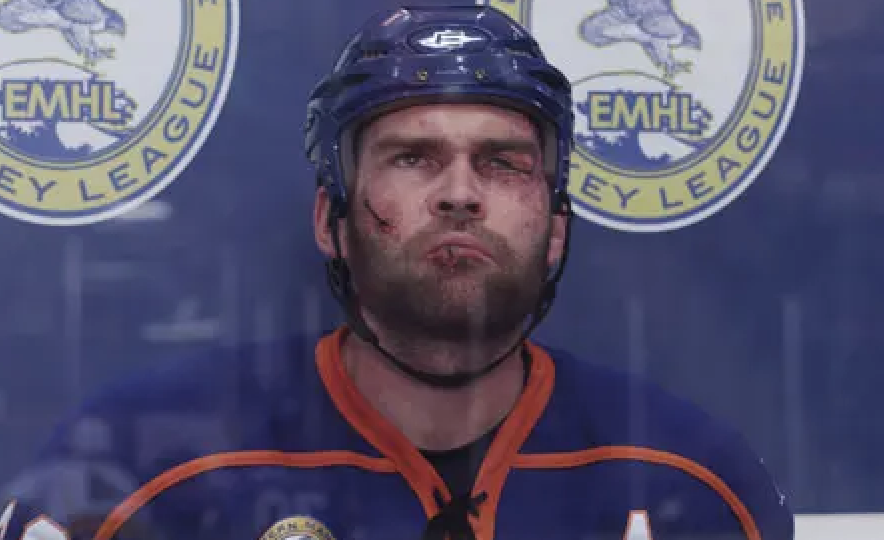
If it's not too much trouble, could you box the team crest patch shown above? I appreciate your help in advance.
[0,0,239,225]
[488,0,805,232]
[259,516,336,540]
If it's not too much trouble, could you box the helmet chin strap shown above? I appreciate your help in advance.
[325,194,573,389]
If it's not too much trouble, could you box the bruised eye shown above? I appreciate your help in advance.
[482,155,535,176]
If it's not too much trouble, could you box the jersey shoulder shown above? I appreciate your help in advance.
[1,331,374,540]
[526,343,795,539]
[531,343,735,452]
[37,330,367,462]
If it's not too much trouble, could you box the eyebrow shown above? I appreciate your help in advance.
[367,135,541,157]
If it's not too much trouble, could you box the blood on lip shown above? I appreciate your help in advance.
[429,244,488,266]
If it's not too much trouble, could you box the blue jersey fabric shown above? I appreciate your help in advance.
[1,326,794,540]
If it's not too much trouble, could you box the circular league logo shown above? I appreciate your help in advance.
[488,0,805,232]
[0,0,239,225]
[259,516,337,540]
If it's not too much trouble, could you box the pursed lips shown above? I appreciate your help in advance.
[426,233,493,261]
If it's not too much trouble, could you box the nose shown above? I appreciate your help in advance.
[428,158,487,222]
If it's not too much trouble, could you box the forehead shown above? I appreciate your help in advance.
[360,103,540,146]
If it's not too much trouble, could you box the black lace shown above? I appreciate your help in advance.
[421,490,488,540]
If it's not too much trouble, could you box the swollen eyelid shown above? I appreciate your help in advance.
[489,155,534,174]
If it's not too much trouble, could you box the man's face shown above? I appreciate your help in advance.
[316,103,566,343]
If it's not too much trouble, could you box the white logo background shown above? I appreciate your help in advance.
[0,0,183,157]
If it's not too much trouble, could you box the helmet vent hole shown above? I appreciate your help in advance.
[505,47,533,57]
[529,69,569,93]
[360,50,388,60]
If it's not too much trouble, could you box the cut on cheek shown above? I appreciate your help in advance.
[362,197,404,240]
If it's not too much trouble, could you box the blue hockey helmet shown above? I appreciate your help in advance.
[304,4,574,218]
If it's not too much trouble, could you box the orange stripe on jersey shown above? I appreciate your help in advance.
[93,450,395,540]
[469,340,555,540]
[513,446,762,540]
[316,327,556,539]
[95,328,559,540]
[316,328,451,518]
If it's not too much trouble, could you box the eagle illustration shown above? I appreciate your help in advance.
[0,0,126,66]
[580,0,701,78]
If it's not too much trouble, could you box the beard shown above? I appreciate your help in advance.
[345,216,550,344]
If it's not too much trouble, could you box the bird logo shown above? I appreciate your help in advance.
[487,0,805,232]
[0,0,126,66]
[579,0,700,78]
[0,0,240,227]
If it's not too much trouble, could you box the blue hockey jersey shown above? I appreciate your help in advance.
[1,326,794,539]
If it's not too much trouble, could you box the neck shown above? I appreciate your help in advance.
[341,325,526,452]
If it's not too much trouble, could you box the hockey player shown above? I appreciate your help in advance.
[1,6,793,540]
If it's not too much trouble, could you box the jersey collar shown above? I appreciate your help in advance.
[315,325,555,539]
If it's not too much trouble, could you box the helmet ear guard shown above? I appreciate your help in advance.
[306,105,348,222]
[326,179,348,222]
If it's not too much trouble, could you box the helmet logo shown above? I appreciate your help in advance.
[410,28,488,53]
